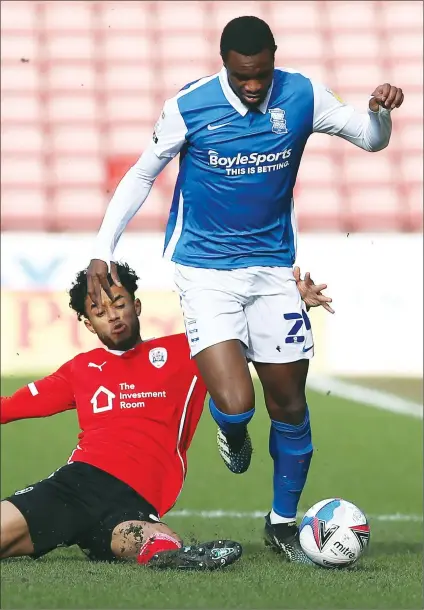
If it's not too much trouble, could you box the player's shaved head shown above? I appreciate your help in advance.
[220,16,277,62]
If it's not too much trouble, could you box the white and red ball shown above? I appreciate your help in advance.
[299,498,370,568]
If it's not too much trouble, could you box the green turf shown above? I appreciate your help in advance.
[1,376,423,609]
[341,377,423,404]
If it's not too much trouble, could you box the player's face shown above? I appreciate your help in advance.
[225,48,274,108]
[84,285,142,351]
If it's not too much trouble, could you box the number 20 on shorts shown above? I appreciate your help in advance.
[284,310,311,344]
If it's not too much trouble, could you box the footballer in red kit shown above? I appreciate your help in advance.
[0,263,242,570]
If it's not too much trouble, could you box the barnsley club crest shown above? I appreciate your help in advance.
[149,347,168,369]
[269,108,288,134]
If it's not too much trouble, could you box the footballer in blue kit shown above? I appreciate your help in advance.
[88,17,404,563]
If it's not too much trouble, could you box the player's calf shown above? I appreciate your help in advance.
[110,520,182,563]
[0,500,34,558]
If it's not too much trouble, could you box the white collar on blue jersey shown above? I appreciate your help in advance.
[219,67,274,116]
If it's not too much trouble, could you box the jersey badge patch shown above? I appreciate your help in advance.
[269,108,288,135]
[149,347,168,369]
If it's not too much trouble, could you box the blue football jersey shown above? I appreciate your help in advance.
[148,67,374,269]
[93,65,392,270]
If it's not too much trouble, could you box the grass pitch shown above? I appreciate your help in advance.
[1,376,422,609]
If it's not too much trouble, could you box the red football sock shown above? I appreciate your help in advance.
[137,533,182,565]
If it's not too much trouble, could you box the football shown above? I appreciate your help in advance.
[299,498,370,568]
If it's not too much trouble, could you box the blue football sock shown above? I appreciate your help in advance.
[209,398,255,437]
[270,409,313,519]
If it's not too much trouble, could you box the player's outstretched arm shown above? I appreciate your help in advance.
[0,361,75,424]
[88,97,188,310]
[312,80,404,153]
[294,266,335,314]
[87,149,169,305]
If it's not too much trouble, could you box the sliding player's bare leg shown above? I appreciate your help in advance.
[194,340,255,473]
[253,359,314,564]
[0,501,34,558]
[0,502,242,570]
[110,520,242,570]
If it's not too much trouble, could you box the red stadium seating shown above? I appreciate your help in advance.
[1,0,422,232]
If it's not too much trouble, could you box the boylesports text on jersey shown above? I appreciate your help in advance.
[208,148,292,176]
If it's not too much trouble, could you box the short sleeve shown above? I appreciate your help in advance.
[151,97,188,159]
[311,80,356,136]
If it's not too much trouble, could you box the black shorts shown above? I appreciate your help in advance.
[5,462,159,561]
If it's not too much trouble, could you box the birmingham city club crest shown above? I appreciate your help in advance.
[269,108,288,134]
[149,347,168,369]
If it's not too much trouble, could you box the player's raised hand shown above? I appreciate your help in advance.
[369,84,404,112]
[293,266,335,314]
[109,262,122,288]
[87,259,122,313]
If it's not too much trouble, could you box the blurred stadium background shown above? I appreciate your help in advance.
[1,0,422,380]
[1,0,423,232]
[1,3,422,607]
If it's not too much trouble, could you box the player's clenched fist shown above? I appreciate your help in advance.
[369,84,404,112]
[87,259,122,313]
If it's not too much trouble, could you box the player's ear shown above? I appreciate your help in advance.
[84,318,97,334]
[134,298,142,317]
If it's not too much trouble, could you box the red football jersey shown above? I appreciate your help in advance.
[1,333,207,517]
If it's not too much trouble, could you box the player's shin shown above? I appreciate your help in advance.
[209,398,254,438]
[269,408,313,524]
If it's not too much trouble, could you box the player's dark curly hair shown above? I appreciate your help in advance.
[220,16,277,61]
[69,262,140,321]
